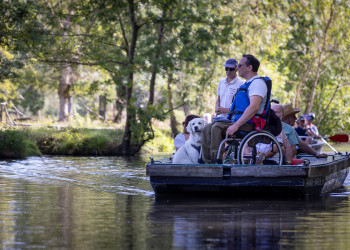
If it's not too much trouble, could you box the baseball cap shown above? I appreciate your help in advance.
[224,58,238,68]
[299,115,306,121]
[308,113,315,120]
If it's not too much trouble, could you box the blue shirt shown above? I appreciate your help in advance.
[282,122,300,146]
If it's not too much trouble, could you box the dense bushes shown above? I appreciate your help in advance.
[0,129,41,158]
[0,127,174,158]
[30,127,122,156]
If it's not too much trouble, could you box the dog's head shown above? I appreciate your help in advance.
[186,118,207,135]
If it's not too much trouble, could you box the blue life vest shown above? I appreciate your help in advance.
[227,77,271,122]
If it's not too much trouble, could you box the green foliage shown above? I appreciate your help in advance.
[276,0,350,135]
[0,128,41,158]
[0,51,24,83]
[30,127,123,156]
[143,128,174,153]
[1,0,350,155]
[127,100,168,145]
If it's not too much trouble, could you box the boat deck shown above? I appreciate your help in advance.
[146,154,350,196]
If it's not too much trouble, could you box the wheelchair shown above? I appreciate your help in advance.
[215,130,283,165]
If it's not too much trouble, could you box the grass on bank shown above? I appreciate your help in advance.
[0,129,41,158]
[0,126,175,158]
[1,125,349,159]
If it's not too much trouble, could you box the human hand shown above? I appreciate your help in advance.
[226,124,238,138]
[216,107,229,115]
[316,153,328,158]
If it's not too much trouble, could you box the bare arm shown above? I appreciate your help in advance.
[298,139,327,158]
[215,96,229,115]
[291,145,297,158]
[215,96,220,111]
[226,95,262,137]
[264,131,292,163]
[282,130,293,163]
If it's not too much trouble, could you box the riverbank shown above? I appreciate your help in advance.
[1,126,348,159]
[0,127,174,158]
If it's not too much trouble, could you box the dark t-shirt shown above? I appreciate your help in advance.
[295,127,308,140]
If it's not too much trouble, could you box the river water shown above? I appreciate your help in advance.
[1,145,350,249]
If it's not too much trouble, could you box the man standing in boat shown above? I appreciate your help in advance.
[201,58,245,163]
[215,58,245,117]
[202,54,267,163]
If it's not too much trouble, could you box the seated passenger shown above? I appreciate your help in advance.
[294,115,313,144]
[174,114,199,151]
[282,104,327,161]
[307,113,321,137]
[254,104,293,165]
[203,113,212,123]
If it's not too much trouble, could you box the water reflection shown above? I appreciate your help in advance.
[0,156,350,249]
[149,195,350,249]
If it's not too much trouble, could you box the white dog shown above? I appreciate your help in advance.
[172,118,207,164]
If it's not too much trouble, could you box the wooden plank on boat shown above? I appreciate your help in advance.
[230,166,307,177]
[308,157,350,177]
[146,164,224,177]
[146,164,308,178]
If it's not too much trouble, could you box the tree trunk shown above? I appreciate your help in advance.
[120,0,140,155]
[292,62,312,108]
[148,16,165,105]
[37,110,42,121]
[183,104,189,117]
[306,60,322,115]
[305,0,334,115]
[0,105,3,123]
[114,85,125,123]
[58,63,73,122]
[121,73,134,154]
[99,95,107,120]
[167,74,179,137]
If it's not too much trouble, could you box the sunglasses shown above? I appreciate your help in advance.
[225,67,236,72]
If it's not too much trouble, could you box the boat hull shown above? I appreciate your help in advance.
[147,155,350,196]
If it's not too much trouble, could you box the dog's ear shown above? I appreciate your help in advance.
[186,121,193,134]
[196,118,207,128]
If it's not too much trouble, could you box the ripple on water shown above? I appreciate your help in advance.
[0,156,152,195]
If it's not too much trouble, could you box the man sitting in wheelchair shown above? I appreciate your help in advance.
[202,54,278,164]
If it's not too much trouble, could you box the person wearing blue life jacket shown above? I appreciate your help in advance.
[202,54,268,164]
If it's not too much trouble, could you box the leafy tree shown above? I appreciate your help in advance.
[279,0,350,135]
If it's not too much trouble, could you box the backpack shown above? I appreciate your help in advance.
[263,108,282,136]
[228,76,282,137]
[256,77,282,136]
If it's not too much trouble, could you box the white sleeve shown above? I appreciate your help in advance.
[248,79,267,98]
[217,80,222,97]
[174,133,186,149]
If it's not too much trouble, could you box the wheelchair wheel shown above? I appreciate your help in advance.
[237,131,283,165]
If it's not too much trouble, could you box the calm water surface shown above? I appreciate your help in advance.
[1,145,350,249]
